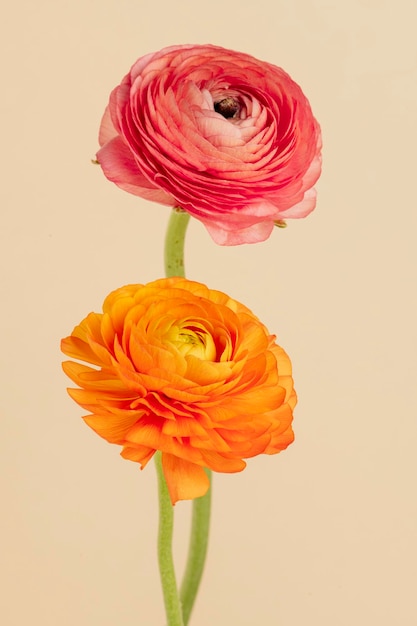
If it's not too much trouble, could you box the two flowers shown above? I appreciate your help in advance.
[61,44,321,503]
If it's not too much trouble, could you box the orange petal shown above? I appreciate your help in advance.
[161,453,210,504]
[61,336,105,367]
[83,410,144,443]
[121,444,155,468]
[62,361,124,391]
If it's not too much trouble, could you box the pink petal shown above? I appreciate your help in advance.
[97,136,175,205]
[204,219,275,246]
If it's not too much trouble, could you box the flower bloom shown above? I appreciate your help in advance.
[61,278,296,503]
[97,44,321,246]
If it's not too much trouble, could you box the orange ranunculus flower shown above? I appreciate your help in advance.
[61,278,296,503]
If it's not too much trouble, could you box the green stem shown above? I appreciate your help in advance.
[155,452,184,626]
[164,208,191,278]
[180,470,212,625]
[156,206,212,625]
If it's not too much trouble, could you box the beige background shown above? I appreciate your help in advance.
[2,0,416,624]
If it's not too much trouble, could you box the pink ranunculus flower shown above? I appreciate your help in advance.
[97,44,322,245]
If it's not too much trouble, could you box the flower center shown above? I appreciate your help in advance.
[214,97,240,119]
[166,322,217,361]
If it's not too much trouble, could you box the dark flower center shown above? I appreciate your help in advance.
[214,97,240,119]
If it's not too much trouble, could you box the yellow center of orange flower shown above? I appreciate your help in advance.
[164,320,217,361]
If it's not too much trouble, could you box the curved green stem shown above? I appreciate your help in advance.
[164,208,191,278]
[180,471,212,625]
[157,207,212,625]
[155,452,184,626]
